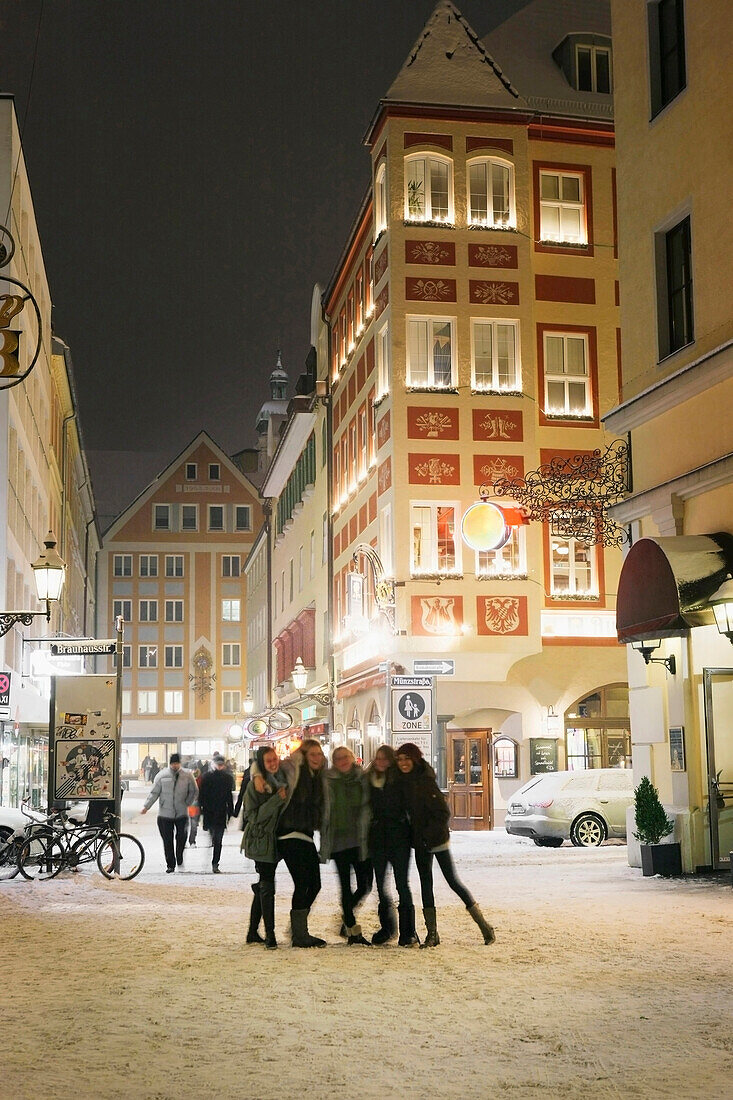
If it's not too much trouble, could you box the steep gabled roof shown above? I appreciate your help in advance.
[384,0,523,110]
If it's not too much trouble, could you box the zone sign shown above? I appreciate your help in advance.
[391,677,433,732]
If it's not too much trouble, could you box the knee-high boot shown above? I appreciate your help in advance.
[420,906,440,948]
[468,902,496,945]
[398,904,420,947]
[259,880,277,950]
[246,883,264,944]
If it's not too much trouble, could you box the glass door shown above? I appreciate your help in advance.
[703,669,733,871]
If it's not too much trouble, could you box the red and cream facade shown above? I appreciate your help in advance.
[98,432,261,773]
[323,0,628,825]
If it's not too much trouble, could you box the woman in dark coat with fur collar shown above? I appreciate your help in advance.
[395,742,496,948]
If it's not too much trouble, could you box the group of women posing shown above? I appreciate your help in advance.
[241,737,496,951]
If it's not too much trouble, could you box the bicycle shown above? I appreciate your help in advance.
[0,827,23,881]
[16,805,145,881]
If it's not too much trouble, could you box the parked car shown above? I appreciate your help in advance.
[504,768,635,847]
[0,804,46,841]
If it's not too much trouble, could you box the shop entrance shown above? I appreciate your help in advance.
[447,730,492,830]
[702,669,733,871]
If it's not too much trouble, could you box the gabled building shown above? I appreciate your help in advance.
[97,431,262,773]
[324,0,628,827]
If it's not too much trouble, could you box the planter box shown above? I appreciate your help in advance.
[640,842,682,877]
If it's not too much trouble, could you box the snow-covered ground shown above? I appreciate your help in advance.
[2,782,731,1100]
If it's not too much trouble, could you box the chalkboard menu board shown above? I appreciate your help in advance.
[530,737,558,774]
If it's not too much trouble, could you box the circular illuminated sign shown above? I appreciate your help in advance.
[461,500,511,552]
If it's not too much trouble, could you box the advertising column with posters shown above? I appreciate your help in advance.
[49,675,119,805]
[391,675,434,759]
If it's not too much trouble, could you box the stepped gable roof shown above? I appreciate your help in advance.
[481,0,613,119]
[384,0,522,111]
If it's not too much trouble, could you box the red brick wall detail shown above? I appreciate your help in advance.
[368,493,377,522]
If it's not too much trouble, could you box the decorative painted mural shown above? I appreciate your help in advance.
[468,243,518,269]
[411,595,464,636]
[473,454,525,485]
[377,411,391,449]
[405,277,457,303]
[378,456,392,495]
[405,240,456,266]
[476,595,528,636]
[408,453,460,485]
[374,284,389,320]
[407,406,459,440]
[470,279,520,306]
[374,246,389,285]
[472,408,523,441]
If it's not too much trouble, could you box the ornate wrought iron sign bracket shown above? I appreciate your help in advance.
[0,226,42,390]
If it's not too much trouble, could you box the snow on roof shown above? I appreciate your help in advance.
[481,0,613,119]
[384,0,522,110]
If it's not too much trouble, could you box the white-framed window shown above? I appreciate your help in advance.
[310,530,315,579]
[209,463,221,480]
[322,512,328,565]
[113,554,132,578]
[165,599,184,622]
[139,599,158,623]
[375,160,387,235]
[113,599,131,622]
[208,505,224,531]
[289,559,294,602]
[298,546,304,591]
[468,158,514,227]
[222,555,240,578]
[379,502,394,575]
[222,643,241,667]
[138,644,158,669]
[472,320,520,392]
[539,171,586,244]
[404,154,453,222]
[235,505,252,531]
[406,317,455,388]
[222,598,241,622]
[182,504,198,531]
[280,571,285,611]
[165,645,183,668]
[543,331,590,416]
[165,555,184,578]
[550,535,597,596]
[137,691,157,715]
[222,690,241,715]
[477,524,525,578]
[410,502,460,575]
[122,690,132,715]
[153,504,170,530]
[185,462,197,480]
[273,579,278,616]
[493,736,518,778]
[114,644,132,670]
[377,321,390,398]
[164,690,184,715]
[576,44,611,93]
[140,554,158,577]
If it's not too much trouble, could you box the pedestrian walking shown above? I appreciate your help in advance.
[141,753,198,872]
[252,737,327,947]
[242,746,289,949]
[141,754,152,782]
[188,768,203,846]
[233,763,252,827]
[364,745,418,947]
[149,757,160,782]
[198,753,234,873]
[395,742,495,947]
[320,746,372,945]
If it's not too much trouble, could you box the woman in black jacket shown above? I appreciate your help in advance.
[365,745,418,947]
[396,742,495,948]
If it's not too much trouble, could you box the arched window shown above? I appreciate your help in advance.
[493,736,518,778]
[404,154,453,223]
[375,161,387,236]
[468,157,515,228]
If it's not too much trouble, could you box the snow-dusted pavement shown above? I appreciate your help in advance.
[2,783,731,1100]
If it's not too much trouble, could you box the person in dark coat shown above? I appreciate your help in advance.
[364,745,418,947]
[242,745,289,949]
[395,742,495,948]
[233,764,252,827]
[198,753,235,873]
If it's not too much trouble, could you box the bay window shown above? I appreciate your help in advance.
[405,155,452,222]
[468,158,514,227]
[472,320,519,391]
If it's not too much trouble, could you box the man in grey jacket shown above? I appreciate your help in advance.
[141,753,198,872]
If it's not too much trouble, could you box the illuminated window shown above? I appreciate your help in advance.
[137,691,157,715]
[550,535,597,596]
[543,332,590,416]
[375,161,387,234]
[468,158,514,227]
[405,155,453,222]
[539,171,586,243]
[406,317,455,388]
[410,503,460,575]
[164,690,184,715]
[222,598,240,622]
[377,322,390,396]
[477,524,524,577]
[493,737,518,778]
[472,320,519,391]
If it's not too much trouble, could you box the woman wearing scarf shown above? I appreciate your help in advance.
[242,745,289,949]
[320,746,372,945]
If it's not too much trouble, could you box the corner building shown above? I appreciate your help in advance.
[325,0,628,826]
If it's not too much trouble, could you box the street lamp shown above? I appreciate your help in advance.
[630,638,676,675]
[291,656,333,707]
[708,576,733,644]
[227,693,256,742]
[0,531,66,638]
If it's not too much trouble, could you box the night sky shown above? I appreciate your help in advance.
[0,0,529,522]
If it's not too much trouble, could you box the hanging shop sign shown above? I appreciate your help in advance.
[0,227,42,391]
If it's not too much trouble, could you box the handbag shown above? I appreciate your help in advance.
[188,805,200,818]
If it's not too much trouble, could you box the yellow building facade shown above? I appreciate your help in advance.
[607,0,733,871]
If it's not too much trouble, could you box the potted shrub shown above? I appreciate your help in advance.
[633,776,682,877]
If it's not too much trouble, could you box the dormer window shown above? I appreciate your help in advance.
[553,33,612,94]
[404,154,453,224]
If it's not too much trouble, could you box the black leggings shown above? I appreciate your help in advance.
[414,846,474,909]
[332,847,373,927]
[372,842,413,908]
[278,837,321,910]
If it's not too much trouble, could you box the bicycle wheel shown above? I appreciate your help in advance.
[97,833,145,880]
[0,827,21,881]
[18,834,65,880]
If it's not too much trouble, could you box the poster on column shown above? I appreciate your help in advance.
[51,675,118,801]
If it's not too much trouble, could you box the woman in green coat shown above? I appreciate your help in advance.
[242,745,289,950]
[320,746,373,945]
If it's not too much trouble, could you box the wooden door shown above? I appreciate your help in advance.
[447,730,492,830]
